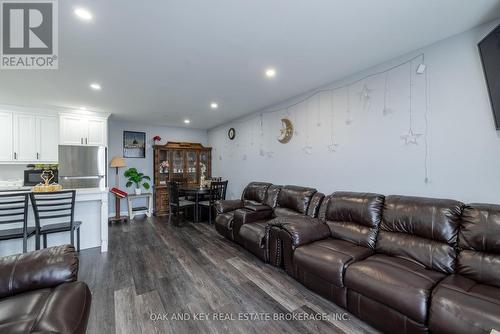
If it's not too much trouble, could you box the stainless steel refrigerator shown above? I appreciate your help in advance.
[58,145,106,189]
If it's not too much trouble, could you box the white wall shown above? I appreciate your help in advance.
[208,20,500,204]
[107,119,208,214]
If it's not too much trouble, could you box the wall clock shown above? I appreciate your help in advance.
[277,118,293,144]
[228,128,236,140]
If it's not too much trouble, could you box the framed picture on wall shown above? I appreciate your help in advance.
[123,131,146,158]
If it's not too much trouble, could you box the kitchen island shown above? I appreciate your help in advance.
[0,188,109,257]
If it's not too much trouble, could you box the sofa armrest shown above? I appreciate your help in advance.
[233,208,274,242]
[244,203,272,212]
[0,245,78,299]
[275,216,331,249]
[215,199,244,214]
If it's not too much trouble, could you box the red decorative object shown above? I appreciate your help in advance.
[153,135,161,142]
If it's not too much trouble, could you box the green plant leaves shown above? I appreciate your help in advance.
[124,167,151,190]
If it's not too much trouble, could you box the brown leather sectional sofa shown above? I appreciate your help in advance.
[0,245,91,334]
[215,182,500,334]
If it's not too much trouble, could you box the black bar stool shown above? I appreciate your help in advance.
[30,190,82,251]
[0,193,34,253]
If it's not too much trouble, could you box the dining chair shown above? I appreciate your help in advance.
[0,193,34,253]
[198,180,228,224]
[168,181,195,224]
[30,190,82,251]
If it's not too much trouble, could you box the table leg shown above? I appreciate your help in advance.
[195,193,199,223]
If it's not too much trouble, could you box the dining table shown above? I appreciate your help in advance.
[178,185,211,223]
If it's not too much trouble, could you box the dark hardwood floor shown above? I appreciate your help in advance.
[78,216,379,334]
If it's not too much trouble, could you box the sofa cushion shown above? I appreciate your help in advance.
[0,282,91,334]
[242,182,271,203]
[237,221,269,261]
[276,185,317,215]
[345,254,446,324]
[458,203,500,287]
[429,275,500,334]
[325,192,384,249]
[294,239,372,287]
[377,195,463,274]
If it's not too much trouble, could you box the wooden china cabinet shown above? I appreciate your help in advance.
[153,142,212,216]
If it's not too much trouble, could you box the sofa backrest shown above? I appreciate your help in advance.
[306,192,325,218]
[242,182,271,204]
[263,185,281,208]
[458,204,500,287]
[324,192,384,249]
[274,185,317,217]
[377,195,463,274]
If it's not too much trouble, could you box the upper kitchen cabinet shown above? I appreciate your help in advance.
[59,113,108,146]
[0,111,13,162]
[0,112,59,163]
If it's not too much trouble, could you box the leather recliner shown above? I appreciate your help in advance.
[429,203,500,334]
[0,245,92,334]
[233,185,318,261]
[276,192,385,308]
[214,182,272,240]
[344,195,463,334]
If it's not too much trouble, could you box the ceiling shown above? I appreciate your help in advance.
[1,0,499,129]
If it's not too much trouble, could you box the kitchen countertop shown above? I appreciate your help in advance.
[0,186,108,195]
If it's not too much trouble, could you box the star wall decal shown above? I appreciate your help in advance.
[345,116,354,125]
[259,149,266,156]
[242,154,247,161]
[358,84,373,110]
[266,151,274,158]
[401,128,423,145]
[327,142,339,152]
[302,145,313,155]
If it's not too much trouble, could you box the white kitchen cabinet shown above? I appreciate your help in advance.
[60,114,107,146]
[13,113,37,161]
[60,115,85,145]
[86,118,106,146]
[0,111,13,161]
[37,115,59,161]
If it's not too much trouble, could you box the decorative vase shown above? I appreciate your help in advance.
[135,188,141,195]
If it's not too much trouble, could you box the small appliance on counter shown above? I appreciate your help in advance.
[58,145,106,189]
[24,166,58,186]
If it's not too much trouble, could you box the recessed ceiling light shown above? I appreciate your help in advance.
[90,83,101,90]
[210,102,218,109]
[184,119,191,124]
[265,68,277,78]
[74,7,93,21]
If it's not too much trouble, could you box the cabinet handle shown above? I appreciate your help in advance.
[81,138,83,145]
[85,138,88,145]
[14,152,17,160]
[37,153,39,160]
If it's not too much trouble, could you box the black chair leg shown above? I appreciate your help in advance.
[23,237,27,253]
[35,233,40,250]
[70,228,75,247]
[208,206,212,225]
[76,228,80,252]
[43,234,47,249]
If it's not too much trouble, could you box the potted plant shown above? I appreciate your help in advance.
[124,168,151,195]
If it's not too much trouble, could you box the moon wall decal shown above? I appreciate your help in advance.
[278,118,293,144]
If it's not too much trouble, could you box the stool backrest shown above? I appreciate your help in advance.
[30,190,76,231]
[0,193,29,234]
[210,180,228,203]
[168,181,180,206]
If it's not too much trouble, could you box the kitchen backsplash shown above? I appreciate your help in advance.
[0,165,26,181]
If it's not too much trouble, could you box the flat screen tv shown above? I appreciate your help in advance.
[478,24,500,130]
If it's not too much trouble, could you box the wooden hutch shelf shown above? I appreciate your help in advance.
[153,142,212,216]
